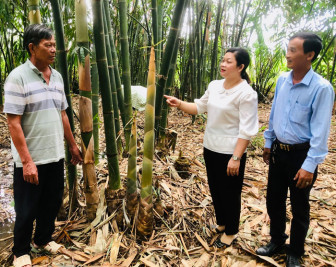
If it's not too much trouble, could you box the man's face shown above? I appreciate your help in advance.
[286,37,311,70]
[31,36,56,65]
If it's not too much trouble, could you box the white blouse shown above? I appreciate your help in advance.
[194,79,259,154]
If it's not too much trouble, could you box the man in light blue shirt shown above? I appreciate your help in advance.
[256,33,335,267]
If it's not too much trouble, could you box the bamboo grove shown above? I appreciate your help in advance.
[0,0,335,236]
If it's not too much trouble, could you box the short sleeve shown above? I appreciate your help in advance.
[58,74,68,111]
[194,89,209,114]
[238,91,259,140]
[3,74,26,115]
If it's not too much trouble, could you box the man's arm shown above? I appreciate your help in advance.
[295,85,335,188]
[263,78,282,164]
[61,110,83,165]
[7,114,39,185]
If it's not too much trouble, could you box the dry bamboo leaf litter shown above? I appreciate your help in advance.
[0,101,335,266]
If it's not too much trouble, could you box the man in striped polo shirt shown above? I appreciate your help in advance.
[4,24,82,267]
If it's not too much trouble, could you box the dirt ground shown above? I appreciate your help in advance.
[0,99,335,266]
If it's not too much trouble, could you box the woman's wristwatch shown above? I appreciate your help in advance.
[232,155,241,161]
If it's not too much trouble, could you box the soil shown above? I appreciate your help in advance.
[0,98,335,266]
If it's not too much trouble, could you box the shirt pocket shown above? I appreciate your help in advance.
[289,102,311,125]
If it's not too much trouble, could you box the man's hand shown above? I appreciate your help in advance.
[23,161,39,185]
[294,168,313,189]
[263,148,271,165]
[227,158,240,176]
[69,145,83,165]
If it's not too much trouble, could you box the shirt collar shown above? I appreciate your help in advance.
[286,67,314,86]
[219,79,247,94]
[26,59,54,76]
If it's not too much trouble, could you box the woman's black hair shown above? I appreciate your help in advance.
[23,24,54,56]
[225,47,251,84]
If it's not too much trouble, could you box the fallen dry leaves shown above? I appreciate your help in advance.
[0,100,335,266]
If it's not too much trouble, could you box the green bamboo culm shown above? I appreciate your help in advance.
[154,0,186,135]
[151,0,159,72]
[102,3,122,153]
[50,0,77,215]
[210,0,224,81]
[157,0,163,65]
[126,113,138,220]
[119,0,133,153]
[28,0,41,24]
[159,38,179,143]
[91,0,121,192]
[158,0,188,142]
[137,47,156,237]
[76,0,99,222]
[91,48,100,165]
[103,0,126,127]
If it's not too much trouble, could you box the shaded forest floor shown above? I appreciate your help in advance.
[0,98,335,266]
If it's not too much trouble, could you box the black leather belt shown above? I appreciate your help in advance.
[274,139,310,152]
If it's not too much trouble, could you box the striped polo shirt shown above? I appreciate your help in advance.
[3,59,68,167]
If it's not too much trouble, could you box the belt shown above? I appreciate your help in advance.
[274,139,310,152]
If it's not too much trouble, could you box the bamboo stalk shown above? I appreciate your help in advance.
[91,49,100,165]
[154,0,186,134]
[103,4,122,152]
[91,0,121,193]
[137,46,156,237]
[159,38,179,144]
[126,114,138,220]
[210,0,225,81]
[50,0,77,215]
[103,0,126,127]
[119,0,133,152]
[76,0,99,221]
[28,0,41,24]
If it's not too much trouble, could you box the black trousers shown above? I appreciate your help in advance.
[204,148,247,235]
[12,159,64,257]
[267,144,317,257]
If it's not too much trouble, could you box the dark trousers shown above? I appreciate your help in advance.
[12,159,64,257]
[267,145,317,257]
[204,148,246,235]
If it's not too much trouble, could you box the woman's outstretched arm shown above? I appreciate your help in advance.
[164,95,198,115]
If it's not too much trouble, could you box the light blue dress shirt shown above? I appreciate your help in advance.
[264,68,335,173]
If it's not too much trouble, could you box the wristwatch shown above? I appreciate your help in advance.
[232,155,241,161]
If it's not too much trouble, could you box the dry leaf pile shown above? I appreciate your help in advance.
[0,100,335,266]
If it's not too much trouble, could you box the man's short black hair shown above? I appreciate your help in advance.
[289,32,322,62]
[23,24,54,56]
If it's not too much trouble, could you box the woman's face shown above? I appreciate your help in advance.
[219,52,243,79]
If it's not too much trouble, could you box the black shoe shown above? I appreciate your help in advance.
[286,255,301,267]
[256,242,285,256]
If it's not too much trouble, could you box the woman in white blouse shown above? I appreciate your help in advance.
[164,48,259,248]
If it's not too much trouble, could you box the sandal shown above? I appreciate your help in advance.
[13,254,31,267]
[213,236,236,249]
[32,241,64,254]
[210,225,225,234]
